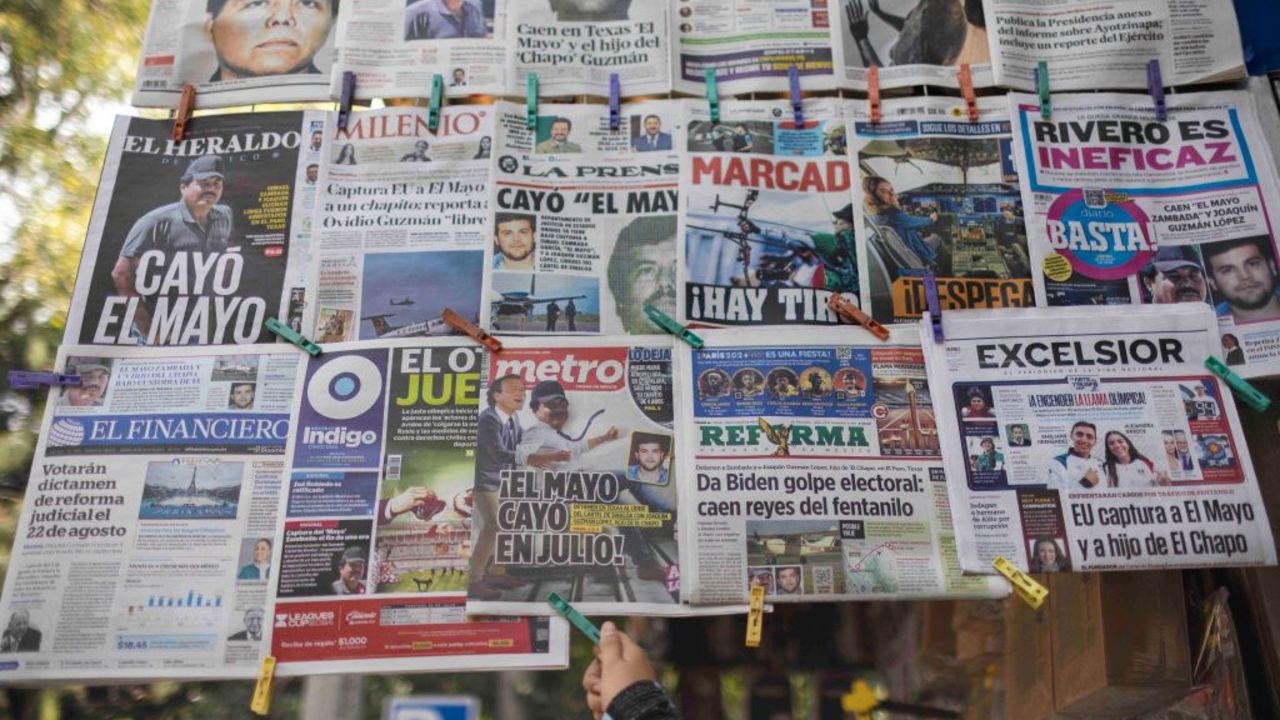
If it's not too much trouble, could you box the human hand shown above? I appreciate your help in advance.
[529,449,573,468]
[1156,471,1171,486]
[389,487,437,517]
[845,0,869,40]
[593,621,656,712]
[1082,468,1099,487]
[583,658,605,720]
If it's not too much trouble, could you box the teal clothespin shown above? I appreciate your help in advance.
[704,68,719,124]
[265,318,322,357]
[1205,356,1271,412]
[548,592,600,644]
[1035,61,1050,120]
[428,73,444,131]
[526,73,538,130]
[644,304,704,349]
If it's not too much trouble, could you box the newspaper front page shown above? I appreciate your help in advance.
[0,345,299,682]
[66,112,322,348]
[133,0,339,107]
[329,0,507,100]
[507,0,671,96]
[851,96,1034,324]
[983,0,1245,91]
[678,99,862,328]
[670,0,839,95]
[465,336,694,616]
[265,338,569,675]
[831,0,995,90]
[306,106,493,344]
[1012,90,1280,379]
[677,327,1007,605]
[922,305,1278,575]
[482,101,682,336]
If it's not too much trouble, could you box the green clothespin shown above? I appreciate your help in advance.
[704,68,719,124]
[1206,356,1271,412]
[644,304,704,349]
[1035,61,1050,120]
[548,592,600,644]
[527,74,538,130]
[265,318,321,357]
[428,74,443,131]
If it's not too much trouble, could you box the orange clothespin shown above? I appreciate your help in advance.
[442,308,503,353]
[867,66,881,124]
[172,84,196,141]
[827,294,889,342]
[958,64,977,122]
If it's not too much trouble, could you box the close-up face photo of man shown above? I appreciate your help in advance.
[206,0,338,80]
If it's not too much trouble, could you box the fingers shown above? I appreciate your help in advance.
[582,659,601,691]
[598,620,623,663]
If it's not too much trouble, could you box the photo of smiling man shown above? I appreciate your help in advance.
[1203,236,1280,323]
[205,0,340,81]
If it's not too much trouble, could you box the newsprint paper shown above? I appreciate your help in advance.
[922,304,1278,575]
[0,344,300,682]
[676,327,1007,604]
[1012,91,1280,379]
[264,338,569,675]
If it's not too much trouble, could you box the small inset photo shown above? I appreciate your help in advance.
[1027,536,1070,573]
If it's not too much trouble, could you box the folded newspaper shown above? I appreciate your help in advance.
[922,304,1278,575]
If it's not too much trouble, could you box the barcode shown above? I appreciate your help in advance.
[386,454,402,480]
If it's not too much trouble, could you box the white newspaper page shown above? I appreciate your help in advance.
[330,0,507,100]
[306,106,493,343]
[482,101,682,336]
[508,0,671,96]
[850,96,1034,324]
[65,111,325,348]
[0,345,300,682]
[265,338,569,675]
[1013,90,1280,379]
[133,0,339,108]
[677,327,1008,605]
[831,0,995,90]
[922,304,1278,575]
[983,0,1245,91]
[671,0,839,95]
[678,99,862,328]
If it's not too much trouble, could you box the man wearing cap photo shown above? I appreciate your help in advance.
[111,155,234,343]
[206,0,338,81]
[1203,236,1280,323]
[516,380,620,473]
[1146,246,1208,305]
[330,546,368,595]
[62,360,111,407]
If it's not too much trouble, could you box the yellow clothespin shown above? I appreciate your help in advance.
[249,655,276,715]
[840,679,878,720]
[745,585,764,647]
[993,556,1048,609]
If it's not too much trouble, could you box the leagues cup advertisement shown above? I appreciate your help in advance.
[68,112,314,347]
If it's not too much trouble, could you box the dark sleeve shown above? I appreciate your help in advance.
[476,412,515,467]
[606,682,681,720]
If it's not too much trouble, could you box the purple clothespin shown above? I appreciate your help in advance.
[609,73,620,131]
[923,274,944,342]
[9,371,81,390]
[1147,60,1167,121]
[338,71,356,130]
[788,65,804,126]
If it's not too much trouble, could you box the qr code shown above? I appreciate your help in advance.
[386,454,402,480]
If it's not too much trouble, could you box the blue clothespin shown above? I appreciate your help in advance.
[705,68,720,124]
[8,371,80,390]
[428,73,444,131]
[1034,61,1050,120]
[788,65,803,126]
[1147,59,1167,121]
[644,304,704,349]
[338,71,355,130]
[526,74,538,130]
[923,274,944,342]
[609,73,620,131]
[1206,356,1271,413]
[265,318,322,357]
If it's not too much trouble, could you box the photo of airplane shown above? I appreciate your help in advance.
[489,274,587,331]
[389,297,415,306]
[362,313,451,338]
[359,250,482,340]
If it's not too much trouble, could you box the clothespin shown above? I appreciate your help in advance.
[548,592,601,644]
[249,656,276,715]
[826,294,889,341]
[644,304,704,349]
[8,371,81,390]
[1035,61,1051,120]
[1206,356,1271,412]
[923,274,944,342]
[958,64,978,122]
[442,307,502,353]
[867,66,881,124]
[526,74,538,130]
[745,585,764,648]
[788,65,804,126]
[1147,59,1167,121]
[609,73,620,131]
[172,85,196,141]
[428,73,444,131]
[338,71,356,131]
[265,318,322,357]
[993,557,1048,609]
[705,68,720,124]
[840,679,879,720]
